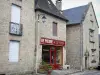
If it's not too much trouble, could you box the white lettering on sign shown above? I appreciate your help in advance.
[49,40,53,43]
[41,38,44,43]
[45,39,53,44]
[40,37,65,46]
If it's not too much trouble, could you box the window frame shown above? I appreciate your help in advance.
[9,40,20,62]
[52,22,58,36]
[89,29,94,43]
[10,4,22,36]
[11,4,21,24]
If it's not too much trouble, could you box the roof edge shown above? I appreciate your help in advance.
[81,2,99,28]
[35,9,68,22]
[67,23,80,26]
[89,2,99,28]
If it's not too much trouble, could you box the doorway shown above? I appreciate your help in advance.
[85,57,87,69]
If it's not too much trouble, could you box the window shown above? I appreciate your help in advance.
[10,4,22,35]
[11,4,21,23]
[91,59,96,63]
[91,49,96,52]
[89,29,94,43]
[9,41,20,62]
[53,22,57,36]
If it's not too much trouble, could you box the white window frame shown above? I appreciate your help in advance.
[9,40,20,62]
[11,4,21,24]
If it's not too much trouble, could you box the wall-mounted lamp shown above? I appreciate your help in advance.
[38,14,47,23]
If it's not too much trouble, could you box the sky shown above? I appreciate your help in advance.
[52,0,100,33]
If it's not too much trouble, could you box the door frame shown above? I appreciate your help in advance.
[50,46,56,65]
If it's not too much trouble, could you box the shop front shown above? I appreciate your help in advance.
[40,37,65,69]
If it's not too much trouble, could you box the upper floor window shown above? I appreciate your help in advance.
[53,22,57,36]
[11,4,21,24]
[89,29,94,43]
[10,4,22,36]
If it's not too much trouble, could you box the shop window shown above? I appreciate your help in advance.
[42,45,50,64]
[42,45,63,65]
[56,47,62,64]
[53,22,57,36]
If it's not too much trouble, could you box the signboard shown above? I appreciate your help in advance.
[40,37,65,46]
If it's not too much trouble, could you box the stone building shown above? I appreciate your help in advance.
[63,2,99,70]
[35,0,68,73]
[0,0,35,75]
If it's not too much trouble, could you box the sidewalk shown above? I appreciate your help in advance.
[51,69,81,75]
[70,70,100,75]
[36,69,81,75]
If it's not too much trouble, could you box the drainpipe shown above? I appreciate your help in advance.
[35,13,46,74]
[80,23,83,71]
[35,14,39,74]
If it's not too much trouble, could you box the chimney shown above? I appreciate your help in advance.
[56,0,62,12]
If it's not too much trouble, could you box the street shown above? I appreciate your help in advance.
[71,70,100,75]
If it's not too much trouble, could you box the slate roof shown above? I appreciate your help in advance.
[63,4,89,25]
[35,0,68,21]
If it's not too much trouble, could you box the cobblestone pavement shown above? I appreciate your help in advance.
[71,70,100,75]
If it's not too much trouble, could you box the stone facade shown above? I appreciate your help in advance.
[0,0,35,75]
[82,3,99,69]
[35,11,67,68]
[66,25,82,69]
[66,3,99,70]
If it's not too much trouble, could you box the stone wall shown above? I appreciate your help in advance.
[66,25,81,69]
[0,0,35,74]
[82,3,99,69]
[35,11,67,68]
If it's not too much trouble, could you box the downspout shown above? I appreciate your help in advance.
[80,13,86,71]
[35,12,39,74]
[80,22,83,71]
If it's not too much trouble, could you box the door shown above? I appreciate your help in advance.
[50,46,61,69]
[50,47,56,65]
[85,57,87,69]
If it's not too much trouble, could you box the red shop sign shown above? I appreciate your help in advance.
[40,37,65,46]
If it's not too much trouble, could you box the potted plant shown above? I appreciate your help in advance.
[38,61,53,74]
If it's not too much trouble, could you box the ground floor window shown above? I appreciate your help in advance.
[42,45,50,64]
[42,45,63,65]
[9,40,20,62]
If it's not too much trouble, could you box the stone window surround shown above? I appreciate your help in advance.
[53,22,58,36]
